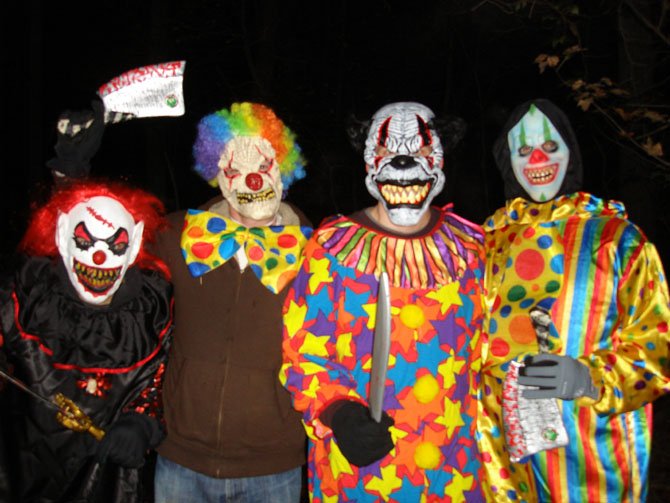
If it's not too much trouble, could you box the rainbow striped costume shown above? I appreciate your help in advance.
[478,192,670,502]
[280,207,486,502]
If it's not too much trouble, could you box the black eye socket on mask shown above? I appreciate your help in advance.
[73,222,94,251]
[104,228,130,256]
[542,140,559,153]
[518,145,532,156]
[74,236,93,250]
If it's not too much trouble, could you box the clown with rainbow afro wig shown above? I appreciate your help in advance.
[193,102,306,225]
[152,102,311,501]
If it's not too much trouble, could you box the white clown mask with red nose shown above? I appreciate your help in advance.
[56,196,144,305]
[216,136,283,223]
[363,102,445,227]
[507,105,570,202]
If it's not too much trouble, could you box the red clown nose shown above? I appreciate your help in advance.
[529,148,549,164]
[93,250,106,265]
[245,173,263,191]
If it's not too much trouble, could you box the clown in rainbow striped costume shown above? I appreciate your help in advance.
[477,99,670,502]
[281,102,487,501]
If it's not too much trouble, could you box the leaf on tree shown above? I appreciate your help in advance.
[642,138,664,158]
[614,107,633,121]
[577,96,593,111]
[571,79,585,90]
[563,45,583,58]
[609,88,629,97]
[642,110,666,123]
[534,54,560,73]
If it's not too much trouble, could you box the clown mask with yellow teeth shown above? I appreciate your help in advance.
[364,102,445,227]
[508,105,570,202]
[56,196,143,305]
[216,136,283,223]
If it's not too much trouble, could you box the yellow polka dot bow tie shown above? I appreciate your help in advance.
[181,209,312,293]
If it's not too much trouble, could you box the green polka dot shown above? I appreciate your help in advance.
[266,257,278,270]
[545,280,560,293]
[508,285,527,302]
[519,482,529,492]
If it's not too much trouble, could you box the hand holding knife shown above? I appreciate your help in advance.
[0,368,105,440]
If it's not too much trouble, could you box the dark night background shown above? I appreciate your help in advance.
[1,0,669,500]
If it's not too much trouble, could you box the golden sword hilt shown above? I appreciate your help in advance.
[54,392,106,441]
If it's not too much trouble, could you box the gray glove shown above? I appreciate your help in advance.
[519,354,599,400]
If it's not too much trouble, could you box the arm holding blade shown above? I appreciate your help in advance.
[46,99,106,181]
[318,271,394,467]
[47,60,186,182]
[501,305,569,462]
[518,306,598,401]
[0,367,106,441]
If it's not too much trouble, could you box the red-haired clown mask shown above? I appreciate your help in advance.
[364,102,445,227]
[508,105,569,202]
[56,196,144,305]
[216,136,283,222]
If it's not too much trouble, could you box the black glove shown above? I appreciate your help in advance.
[46,99,105,179]
[329,401,394,467]
[97,413,161,468]
[519,354,599,401]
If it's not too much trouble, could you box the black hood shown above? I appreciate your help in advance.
[492,99,583,201]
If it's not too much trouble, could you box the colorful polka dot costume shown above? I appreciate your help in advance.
[478,192,670,502]
[280,207,487,502]
[181,209,312,293]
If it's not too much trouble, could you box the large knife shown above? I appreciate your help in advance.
[369,271,391,423]
[97,60,186,122]
[57,60,187,136]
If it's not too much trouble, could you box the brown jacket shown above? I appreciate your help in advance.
[155,198,308,478]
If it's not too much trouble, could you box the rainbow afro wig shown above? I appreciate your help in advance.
[193,102,306,193]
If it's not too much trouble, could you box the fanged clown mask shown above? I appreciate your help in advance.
[56,196,144,305]
[364,102,445,227]
[507,105,570,202]
[216,136,283,222]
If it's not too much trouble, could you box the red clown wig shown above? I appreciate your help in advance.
[20,180,170,279]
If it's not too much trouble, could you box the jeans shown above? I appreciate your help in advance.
[154,455,302,503]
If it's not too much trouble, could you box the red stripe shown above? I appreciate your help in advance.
[579,406,601,502]
[545,448,563,500]
[609,416,629,494]
[13,291,173,375]
[13,291,54,356]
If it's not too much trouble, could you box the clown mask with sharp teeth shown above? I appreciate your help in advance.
[56,196,144,305]
[363,102,445,227]
[508,105,570,202]
[216,136,283,222]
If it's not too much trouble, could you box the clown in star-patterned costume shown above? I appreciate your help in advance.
[477,100,670,503]
[281,102,487,502]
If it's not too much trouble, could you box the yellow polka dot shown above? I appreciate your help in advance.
[399,304,425,329]
[414,441,441,470]
[413,374,439,403]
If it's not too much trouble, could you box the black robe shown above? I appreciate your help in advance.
[0,257,172,503]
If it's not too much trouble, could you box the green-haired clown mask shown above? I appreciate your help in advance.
[507,105,570,202]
